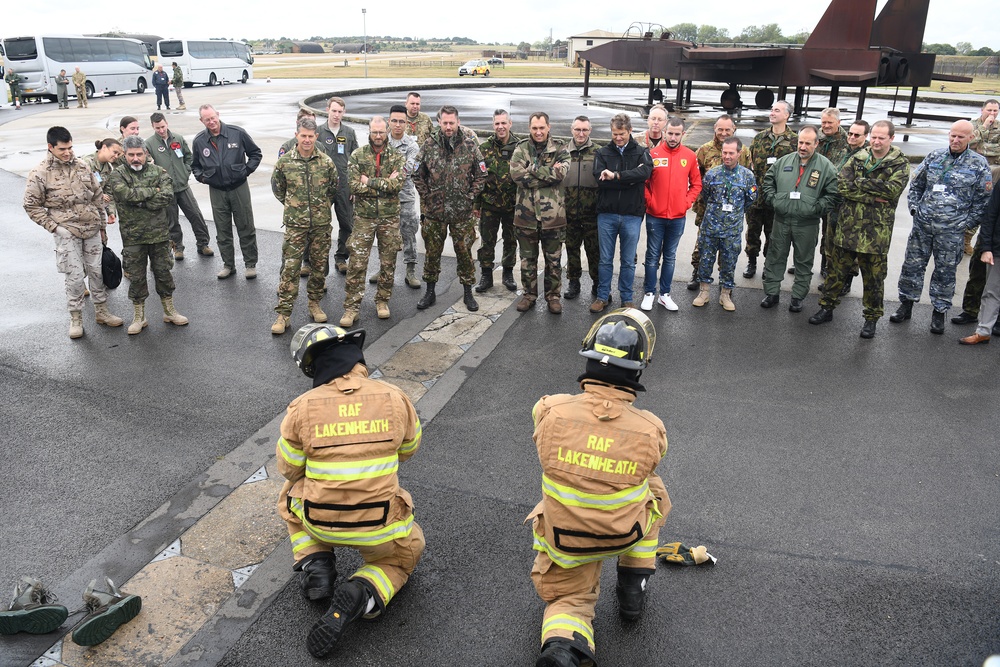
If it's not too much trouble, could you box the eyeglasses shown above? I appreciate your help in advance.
[847,132,866,138]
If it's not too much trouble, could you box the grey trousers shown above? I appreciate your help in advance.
[976,261,1000,337]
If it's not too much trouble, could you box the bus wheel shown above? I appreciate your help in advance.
[241,70,249,84]
[209,73,218,86]
[85,82,95,99]
[136,78,147,94]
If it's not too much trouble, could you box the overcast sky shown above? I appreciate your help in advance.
[2,1,995,49]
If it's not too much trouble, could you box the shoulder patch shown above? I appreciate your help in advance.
[479,161,487,173]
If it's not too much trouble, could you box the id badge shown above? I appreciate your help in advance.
[767,157,777,165]
[789,192,801,200]
[93,172,102,183]
[722,204,734,212]
[174,148,184,158]
[932,184,946,193]
[338,145,345,155]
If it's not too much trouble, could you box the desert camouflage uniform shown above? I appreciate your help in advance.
[23,153,109,312]
[109,162,176,303]
[344,142,405,311]
[819,146,910,320]
[404,112,434,146]
[697,164,757,288]
[389,133,421,265]
[562,138,600,283]
[71,70,87,107]
[746,126,797,260]
[414,128,487,285]
[171,64,185,107]
[83,152,119,224]
[510,137,570,300]
[271,149,339,316]
[898,147,993,311]
[691,138,751,271]
[477,131,522,271]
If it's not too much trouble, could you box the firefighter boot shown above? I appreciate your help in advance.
[0,576,68,635]
[405,263,420,288]
[94,302,124,327]
[306,579,371,658]
[70,577,142,646]
[161,297,189,326]
[616,568,651,621]
[295,552,336,602]
[69,310,84,339]
[417,282,436,310]
[127,303,148,335]
[536,637,585,667]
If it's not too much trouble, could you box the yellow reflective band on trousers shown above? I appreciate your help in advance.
[623,537,659,560]
[542,475,650,511]
[354,564,396,603]
[290,530,319,555]
[541,613,595,649]
[278,437,305,466]
[289,497,414,546]
[305,454,399,481]
[398,419,421,456]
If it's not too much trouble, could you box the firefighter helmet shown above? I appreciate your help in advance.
[580,308,655,370]
[290,324,366,378]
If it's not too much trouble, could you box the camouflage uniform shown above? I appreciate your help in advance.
[746,126,798,260]
[389,133,421,265]
[109,163,176,304]
[691,139,751,272]
[404,112,434,147]
[561,138,600,283]
[171,64,185,107]
[898,147,993,311]
[271,148,339,316]
[819,146,910,321]
[71,70,87,108]
[821,142,868,276]
[414,128,487,285]
[477,131,522,271]
[317,122,359,266]
[23,153,109,312]
[83,152,119,223]
[278,137,297,159]
[971,117,1000,168]
[510,137,571,301]
[696,164,757,288]
[816,127,850,269]
[345,143,405,311]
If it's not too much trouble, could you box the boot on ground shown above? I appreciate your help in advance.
[719,287,736,311]
[306,579,370,658]
[463,285,479,311]
[94,302,123,327]
[405,263,420,288]
[889,299,912,323]
[295,552,336,602]
[417,282,436,310]
[69,310,84,339]
[475,269,493,293]
[161,297,189,326]
[308,301,328,323]
[0,576,68,636]
[564,278,581,300]
[501,267,516,291]
[615,569,649,621]
[271,314,290,335]
[127,303,148,335]
[692,283,710,307]
[70,578,142,647]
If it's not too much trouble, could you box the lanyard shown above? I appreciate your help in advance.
[863,153,885,176]
[795,164,805,189]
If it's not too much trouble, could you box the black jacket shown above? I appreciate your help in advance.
[979,184,1000,254]
[593,137,652,217]
[191,122,262,191]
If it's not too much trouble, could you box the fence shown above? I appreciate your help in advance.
[933,57,999,79]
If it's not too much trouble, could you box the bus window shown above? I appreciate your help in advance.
[159,41,183,59]
[5,37,39,61]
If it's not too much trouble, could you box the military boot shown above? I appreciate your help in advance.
[686,269,700,291]
[616,568,650,621]
[501,267,517,291]
[70,577,142,646]
[742,259,757,279]
[69,310,84,339]
[692,283,710,307]
[127,303,148,335]
[417,282,436,310]
[161,297,189,326]
[536,638,581,667]
[405,263,420,288]
[889,299,912,323]
[295,552,336,602]
[0,576,69,635]
[475,269,493,293]
[463,285,480,311]
[94,302,123,327]
[564,278,581,300]
[271,314,290,335]
[306,579,371,658]
[720,287,736,312]
[930,309,946,335]
[308,300,328,323]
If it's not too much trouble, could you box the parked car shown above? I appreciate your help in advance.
[458,59,491,76]
[487,57,504,66]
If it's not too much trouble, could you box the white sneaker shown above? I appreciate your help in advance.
[640,292,655,311]
[658,294,679,311]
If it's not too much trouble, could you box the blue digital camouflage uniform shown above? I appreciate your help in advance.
[697,164,757,288]
[691,138,751,272]
[898,147,993,311]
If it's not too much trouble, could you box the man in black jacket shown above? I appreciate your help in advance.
[959,185,1000,344]
[192,104,262,279]
[591,113,652,312]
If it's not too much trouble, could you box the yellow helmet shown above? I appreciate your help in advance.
[290,324,365,378]
[580,308,656,370]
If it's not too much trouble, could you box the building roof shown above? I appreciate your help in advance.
[568,30,621,40]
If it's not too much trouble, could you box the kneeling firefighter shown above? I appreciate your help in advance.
[279,324,425,658]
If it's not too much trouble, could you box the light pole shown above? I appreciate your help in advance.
[362,8,368,78]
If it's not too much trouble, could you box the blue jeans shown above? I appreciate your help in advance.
[597,213,642,302]
[642,215,685,295]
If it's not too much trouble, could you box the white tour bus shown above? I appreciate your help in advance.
[156,39,254,87]
[0,34,153,100]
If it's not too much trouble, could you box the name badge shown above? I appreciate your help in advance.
[174,148,183,158]
[722,204,734,212]
[338,145,345,154]
[789,192,801,200]
[93,171,102,183]
[933,184,946,193]
[767,157,777,165]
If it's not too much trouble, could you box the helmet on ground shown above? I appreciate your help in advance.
[290,324,366,378]
[580,307,655,370]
